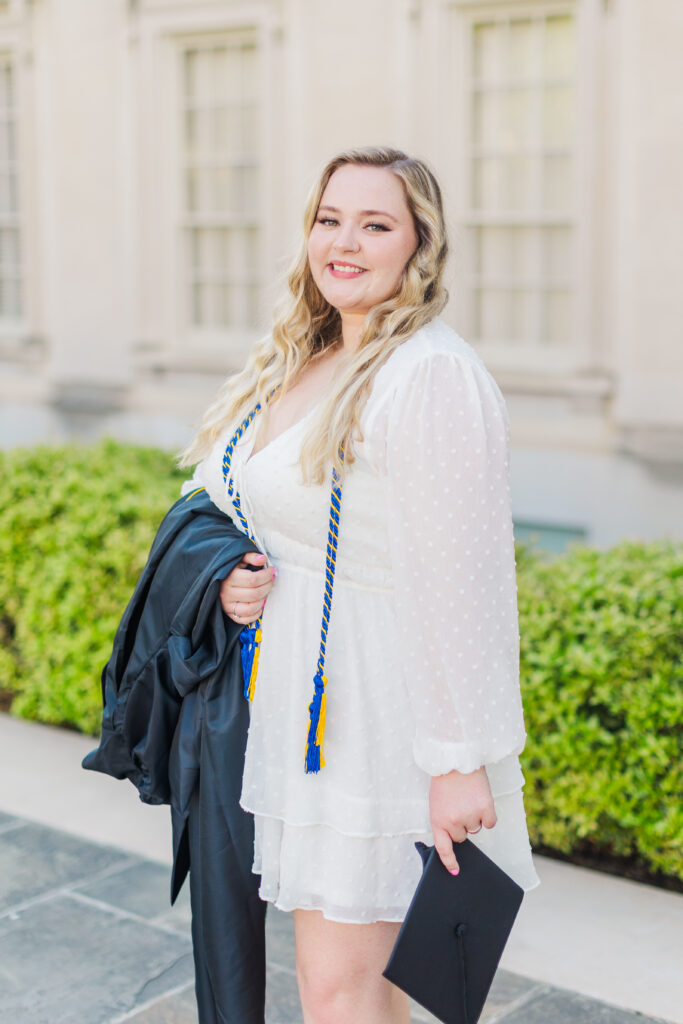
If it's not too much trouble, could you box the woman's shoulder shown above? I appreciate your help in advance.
[372,317,494,398]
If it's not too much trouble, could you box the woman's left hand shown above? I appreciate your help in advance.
[429,767,497,875]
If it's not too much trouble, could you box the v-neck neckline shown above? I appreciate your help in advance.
[245,401,322,466]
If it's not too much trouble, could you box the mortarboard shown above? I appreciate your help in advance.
[383,839,524,1024]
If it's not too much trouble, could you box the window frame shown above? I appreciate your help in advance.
[0,50,22,330]
[0,15,39,363]
[442,0,599,377]
[180,32,263,340]
[134,2,277,374]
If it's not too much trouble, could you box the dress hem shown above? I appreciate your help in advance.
[255,873,542,922]
[256,881,410,925]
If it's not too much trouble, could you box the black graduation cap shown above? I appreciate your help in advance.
[383,839,524,1024]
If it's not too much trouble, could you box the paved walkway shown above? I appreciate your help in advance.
[1,713,681,1024]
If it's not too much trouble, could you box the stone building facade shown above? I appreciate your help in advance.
[1,0,682,548]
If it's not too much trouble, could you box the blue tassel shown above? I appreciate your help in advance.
[240,624,261,701]
[305,669,327,774]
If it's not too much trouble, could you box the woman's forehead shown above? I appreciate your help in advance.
[320,164,409,215]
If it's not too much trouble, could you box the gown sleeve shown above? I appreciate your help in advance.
[385,350,527,777]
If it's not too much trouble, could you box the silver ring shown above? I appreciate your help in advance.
[467,824,482,835]
[233,601,239,618]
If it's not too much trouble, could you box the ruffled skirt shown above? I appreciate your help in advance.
[244,786,540,924]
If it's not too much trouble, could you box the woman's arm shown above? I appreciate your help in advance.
[386,349,526,870]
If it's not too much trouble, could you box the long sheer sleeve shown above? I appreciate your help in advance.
[386,351,527,777]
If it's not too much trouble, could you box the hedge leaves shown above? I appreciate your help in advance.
[1,441,681,881]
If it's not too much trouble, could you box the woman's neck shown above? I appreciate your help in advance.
[339,312,366,354]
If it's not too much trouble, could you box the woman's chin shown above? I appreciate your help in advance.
[319,289,375,317]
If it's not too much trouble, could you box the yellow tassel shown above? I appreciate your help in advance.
[246,628,262,702]
[316,690,327,768]
[316,690,327,745]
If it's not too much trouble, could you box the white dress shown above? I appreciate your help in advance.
[182,317,541,923]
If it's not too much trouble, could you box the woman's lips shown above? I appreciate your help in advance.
[327,262,368,279]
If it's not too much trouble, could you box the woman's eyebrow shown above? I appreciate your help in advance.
[318,205,399,223]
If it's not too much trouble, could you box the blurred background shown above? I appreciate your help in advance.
[0,0,682,549]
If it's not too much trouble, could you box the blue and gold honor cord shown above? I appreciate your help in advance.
[221,387,345,773]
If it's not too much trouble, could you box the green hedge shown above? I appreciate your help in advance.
[516,539,683,881]
[0,441,185,734]
[1,442,681,882]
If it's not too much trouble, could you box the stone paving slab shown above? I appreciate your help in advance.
[0,894,195,1023]
[0,818,131,914]
[116,985,198,1023]
[75,859,192,931]
[496,986,666,1023]
[477,971,544,1022]
[0,816,672,1024]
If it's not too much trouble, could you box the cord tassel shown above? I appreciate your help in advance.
[305,670,327,773]
[240,622,262,701]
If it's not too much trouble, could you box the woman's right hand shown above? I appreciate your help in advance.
[220,551,276,625]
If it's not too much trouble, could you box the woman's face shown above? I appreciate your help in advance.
[307,164,419,319]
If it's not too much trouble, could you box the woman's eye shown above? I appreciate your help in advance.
[365,223,390,232]
[317,217,338,227]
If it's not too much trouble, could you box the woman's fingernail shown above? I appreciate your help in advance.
[272,567,277,577]
[450,868,459,876]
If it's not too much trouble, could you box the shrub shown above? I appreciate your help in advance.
[516,540,683,881]
[1,442,681,882]
[0,441,185,734]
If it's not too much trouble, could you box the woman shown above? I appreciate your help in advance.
[180,146,540,1024]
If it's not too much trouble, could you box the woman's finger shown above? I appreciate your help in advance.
[241,551,268,567]
[223,579,274,603]
[482,806,497,829]
[238,551,271,581]
[233,599,265,620]
[221,593,266,618]
[230,566,275,589]
[433,826,460,875]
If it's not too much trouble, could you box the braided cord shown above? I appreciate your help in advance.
[222,388,279,700]
[304,444,345,774]
[221,388,345,773]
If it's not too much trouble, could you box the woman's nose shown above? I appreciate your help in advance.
[333,225,360,252]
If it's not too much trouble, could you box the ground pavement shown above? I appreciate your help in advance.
[1,713,681,1024]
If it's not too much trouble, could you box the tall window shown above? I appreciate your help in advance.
[180,33,261,336]
[464,9,577,351]
[0,56,21,321]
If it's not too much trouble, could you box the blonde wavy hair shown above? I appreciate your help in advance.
[179,145,449,484]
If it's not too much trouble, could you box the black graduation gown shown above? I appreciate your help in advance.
[82,487,267,1023]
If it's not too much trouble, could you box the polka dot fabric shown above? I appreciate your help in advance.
[181,317,540,922]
